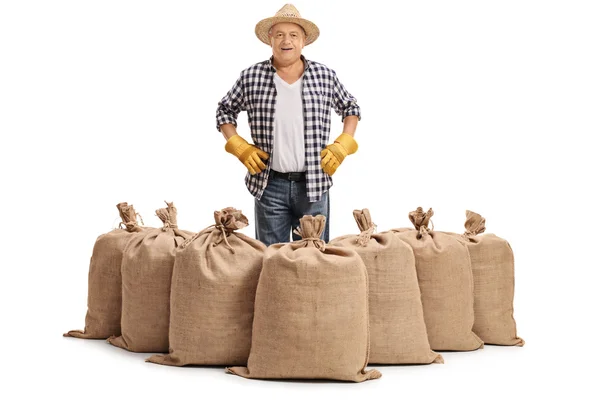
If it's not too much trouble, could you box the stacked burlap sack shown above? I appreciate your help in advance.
[65,201,524,379]
[108,202,193,353]
[147,207,266,366]
[388,207,484,351]
[329,209,443,365]
[447,210,524,346]
[64,202,148,339]
[227,215,382,382]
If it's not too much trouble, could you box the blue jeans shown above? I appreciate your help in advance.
[254,174,330,247]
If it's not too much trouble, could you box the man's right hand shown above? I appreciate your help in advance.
[225,134,269,175]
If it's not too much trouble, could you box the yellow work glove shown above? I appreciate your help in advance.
[225,135,269,175]
[320,133,358,176]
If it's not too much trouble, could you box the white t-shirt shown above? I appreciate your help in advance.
[271,73,306,173]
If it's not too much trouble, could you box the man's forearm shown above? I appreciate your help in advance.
[342,115,358,136]
[220,123,238,141]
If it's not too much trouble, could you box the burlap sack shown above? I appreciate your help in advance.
[108,202,193,353]
[329,209,442,365]
[227,215,381,382]
[64,202,146,339]
[146,208,266,366]
[390,207,483,351]
[449,211,524,346]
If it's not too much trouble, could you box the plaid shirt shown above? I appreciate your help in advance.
[216,55,361,203]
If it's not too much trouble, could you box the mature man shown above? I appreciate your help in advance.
[216,4,361,246]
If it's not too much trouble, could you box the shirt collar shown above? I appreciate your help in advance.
[266,55,310,72]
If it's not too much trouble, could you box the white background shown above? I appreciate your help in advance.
[1,0,598,398]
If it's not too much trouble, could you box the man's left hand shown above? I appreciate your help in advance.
[320,133,358,176]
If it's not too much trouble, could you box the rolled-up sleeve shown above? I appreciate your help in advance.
[216,74,246,131]
[332,71,361,122]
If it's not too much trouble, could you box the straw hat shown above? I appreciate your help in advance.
[255,4,320,46]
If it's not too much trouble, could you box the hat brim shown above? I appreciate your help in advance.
[255,16,320,46]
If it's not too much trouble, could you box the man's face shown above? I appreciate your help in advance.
[269,22,305,64]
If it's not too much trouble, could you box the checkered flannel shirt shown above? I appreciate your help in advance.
[216,55,361,203]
